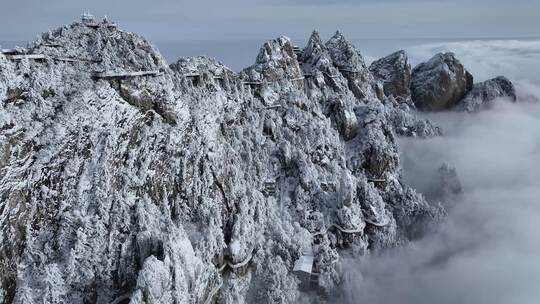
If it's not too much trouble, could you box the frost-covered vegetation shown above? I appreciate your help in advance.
[0,17,516,304]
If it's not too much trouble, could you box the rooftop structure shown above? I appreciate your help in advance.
[102,15,117,28]
[81,13,117,28]
[81,12,96,25]
[293,254,314,274]
[293,254,315,288]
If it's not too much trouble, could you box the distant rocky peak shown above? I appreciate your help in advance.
[411,52,474,111]
[325,30,366,71]
[300,30,328,65]
[246,36,303,82]
[307,30,324,48]
[370,50,409,73]
[255,36,295,64]
[456,75,517,112]
[369,50,412,99]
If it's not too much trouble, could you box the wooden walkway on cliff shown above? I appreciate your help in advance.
[4,54,47,61]
[92,70,161,79]
[2,54,103,64]
[1,49,104,64]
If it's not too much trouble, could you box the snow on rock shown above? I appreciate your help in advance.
[384,97,442,138]
[243,36,303,85]
[325,31,381,102]
[0,18,454,304]
[411,52,474,111]
[456,76,517,112]
[369,50,412,100]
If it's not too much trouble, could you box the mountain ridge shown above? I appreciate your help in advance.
[0,15,513,304]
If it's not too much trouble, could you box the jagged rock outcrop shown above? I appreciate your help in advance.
[0,18,449,304]
[456,76,517,112]
[384,97,442,137]
[367,51,442,137]
[411,52,474,111]
[369,50,411,100]
[325,31,382,102]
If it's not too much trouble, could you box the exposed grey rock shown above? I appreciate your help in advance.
[243,36,303,84]
[299,31,360,141]
[367,51,442,138]
[411,52,474,111]
[456,76,517,112]
[335,98,359,141]
[384,96,442,138]
[299,31,438,140]
[369,50,412,100]
[0,19,446,304]
[325,31,380,102]
[300,31,335,75]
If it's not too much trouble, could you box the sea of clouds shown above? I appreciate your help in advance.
[338,39,540,304]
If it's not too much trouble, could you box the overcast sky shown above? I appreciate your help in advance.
[0,0,539,43]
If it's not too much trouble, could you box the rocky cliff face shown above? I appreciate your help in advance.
[411,52,474,111]
[409,52,516,112]
[456,76,517,112]
[0,18,500,304]
[369,50,411,101]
